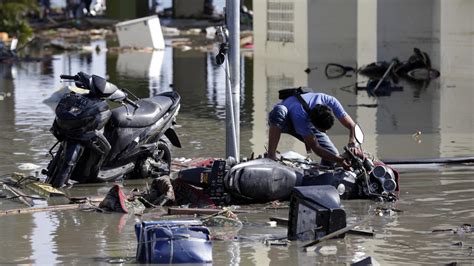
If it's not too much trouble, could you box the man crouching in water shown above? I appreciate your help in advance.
[267,90,356,169]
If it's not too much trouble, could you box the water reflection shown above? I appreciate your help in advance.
[116,49,172,95]
[31,212,58,264]
[253,0,473,161]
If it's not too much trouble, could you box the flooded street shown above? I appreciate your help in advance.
[0,0,473,264]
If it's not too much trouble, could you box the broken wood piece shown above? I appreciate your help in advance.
[303,218,369,248]
[2,183,35,207]
[265,239,289,246]
[167,207,255,216]
[347,228,375,237]
[351,256,380,266]
[0,203,94,217]
[9,173,65,197]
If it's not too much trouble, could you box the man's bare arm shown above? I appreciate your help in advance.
[304,135,346,165]
[339,115,357,145]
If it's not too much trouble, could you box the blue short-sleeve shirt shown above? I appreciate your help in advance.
[281,92,347,137]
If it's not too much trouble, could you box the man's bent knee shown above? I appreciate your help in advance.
[268,105,288,130]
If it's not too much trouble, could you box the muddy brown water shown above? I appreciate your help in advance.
[1,1,473,264]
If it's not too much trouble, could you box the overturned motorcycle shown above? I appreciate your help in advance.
[42,72,181,188]
[174,124,400,206]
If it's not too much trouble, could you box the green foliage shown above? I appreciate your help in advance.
[0,0,39,43]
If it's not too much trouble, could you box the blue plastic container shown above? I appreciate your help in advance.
[135,220,213,264]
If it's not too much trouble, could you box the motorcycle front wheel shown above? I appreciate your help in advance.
[45,142,83,188]
[153,140,172,175]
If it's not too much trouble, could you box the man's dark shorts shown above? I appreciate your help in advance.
[268,104,339,166]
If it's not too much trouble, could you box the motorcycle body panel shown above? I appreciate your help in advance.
[53,93,111,137]
[224,158,304,203]
[302,169,361,200]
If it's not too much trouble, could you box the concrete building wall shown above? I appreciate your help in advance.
[439,0,474,157]
[307,0,357,64]
[254,0,309,65]
[306,0,358,136]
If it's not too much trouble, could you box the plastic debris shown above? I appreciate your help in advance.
[351,256,380,266]
[98,185,145,214]
[317,245,337,256]
[267,221,277,227]
[17,163,41,171]
[200,208,243,240]
[264,239,289,246]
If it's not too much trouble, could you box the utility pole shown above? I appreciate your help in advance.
[225,0,240,162]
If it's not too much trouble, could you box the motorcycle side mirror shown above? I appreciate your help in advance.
[355,124,364,144]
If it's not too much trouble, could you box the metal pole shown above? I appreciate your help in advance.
[372,60,396,93]
[226,0,240,162]
[225,57,238,158]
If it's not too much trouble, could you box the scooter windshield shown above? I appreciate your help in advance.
[91,75,119,98]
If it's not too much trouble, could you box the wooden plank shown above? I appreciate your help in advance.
[303,218,369,248]
[0,203,89,217]
[9,173,65,197]
[167,207,255,216]
[2,183,35,207]
[347,228,375,237]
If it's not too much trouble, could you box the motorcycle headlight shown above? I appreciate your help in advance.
[373,165,388,178]
[371,165,397,192]
[382,179,397,192]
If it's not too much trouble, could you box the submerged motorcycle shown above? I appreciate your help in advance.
[177,124,399,205]
[43,72,181,188]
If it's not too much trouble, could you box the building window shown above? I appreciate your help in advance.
[267,0,294,43]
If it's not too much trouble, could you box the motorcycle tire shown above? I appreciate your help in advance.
[155,140,171,174]
[45,145,63,183]
[46,142,83,188]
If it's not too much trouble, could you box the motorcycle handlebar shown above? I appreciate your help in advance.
[60,74,77,80]
[344,146,364,168]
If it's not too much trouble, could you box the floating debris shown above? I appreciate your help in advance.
[162,26,180,36]
[373,206,403,216]
[317,245,337,256]
[17,163,41,171]
[264,239,289,246]
[267,221,277,227]
[412,130,422,143]
[98,185,145,214]
[347,228,375,237]
[264,200,289,209]
[269,217,289,226]
[432,224,473,234]
[351,256,380,266]
[200,208,243,240]
[107,258,128,264]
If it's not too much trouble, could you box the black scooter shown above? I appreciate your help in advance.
[43,72,181,188]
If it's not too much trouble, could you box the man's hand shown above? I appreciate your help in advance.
[337,156,352,171]
[347,142,364,159]
[264,152,278,161]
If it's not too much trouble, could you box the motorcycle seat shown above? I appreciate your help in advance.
[110,96,174,128]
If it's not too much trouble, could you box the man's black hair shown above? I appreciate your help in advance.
[310,104,334,131]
